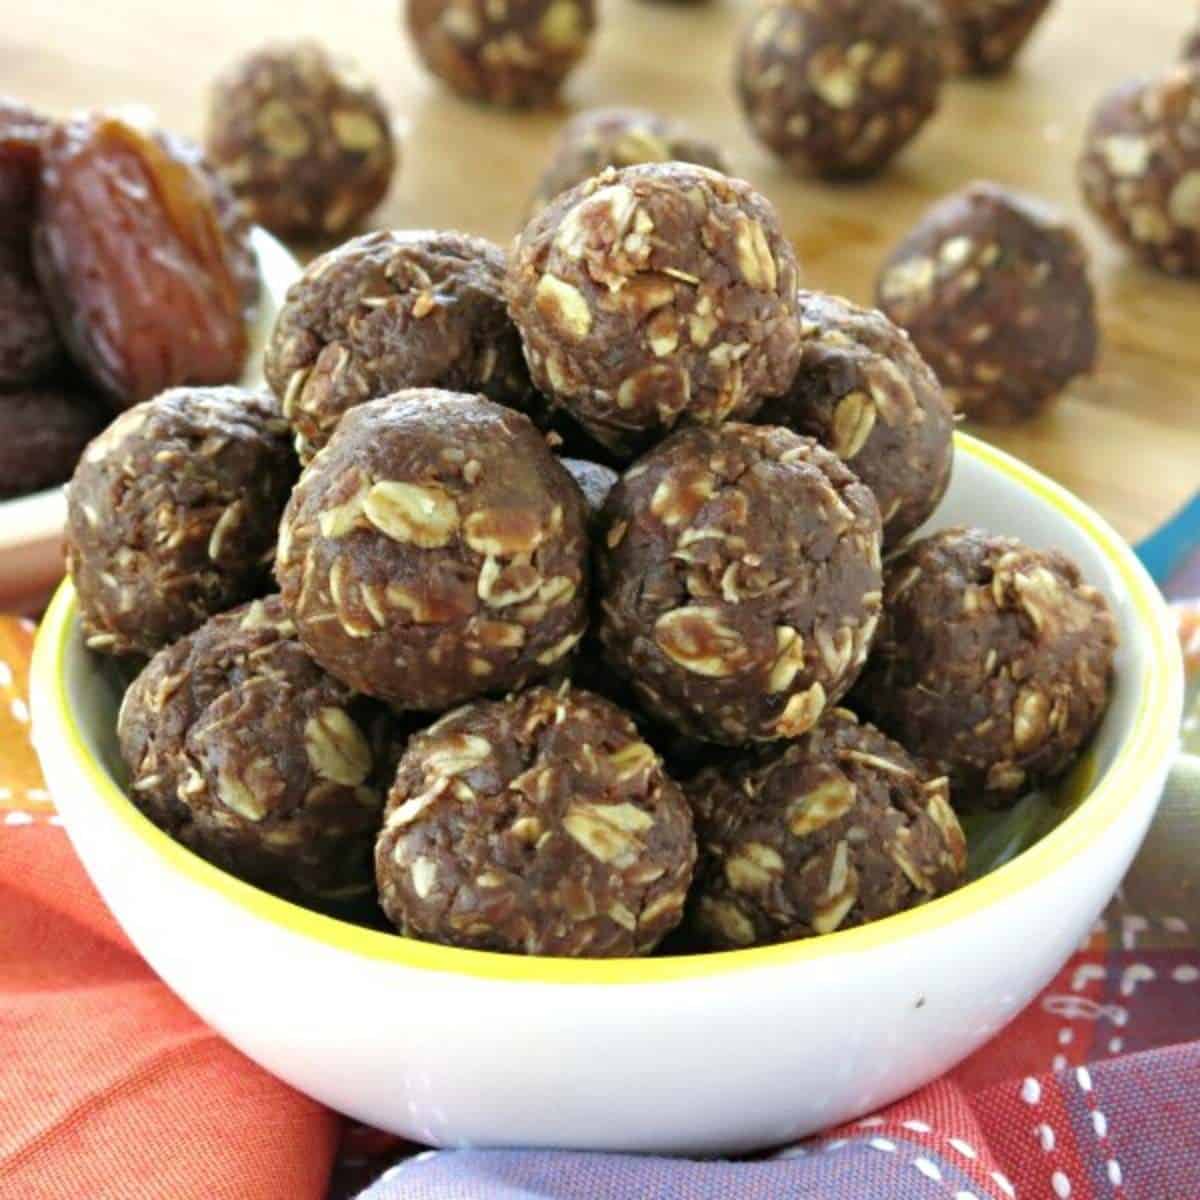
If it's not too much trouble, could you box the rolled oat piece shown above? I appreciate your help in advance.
[375,684,696,956]
[205,41,397,241]
[853,527,1117,805]
[265,230,539,462]
[528,107,730,215]
[937,0,1052,74]
[507,162,803,458]
[405,0,595,107]
[1079,64,1200,278]
[876,182,1098,423]
[275,390,589,710]
[118,596,393,907]
[687,708,966,949]
[66,387,297,657]
[755,291,953,547]
[560,456,618,535]
[735,0,946,179]
[597,422,883,745]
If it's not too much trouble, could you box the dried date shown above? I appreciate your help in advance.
[0,98,50,244]
[0,240,63,386]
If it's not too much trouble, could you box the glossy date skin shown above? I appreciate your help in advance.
[33,112,259,408]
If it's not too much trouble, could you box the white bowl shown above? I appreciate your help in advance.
[30,434,1182,1156]
[0,228,299,613]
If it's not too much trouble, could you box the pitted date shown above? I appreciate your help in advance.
[0,241,63,386]
[33,112,260,408]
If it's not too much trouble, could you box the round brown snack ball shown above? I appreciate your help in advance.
[598,423,883,745]
[206,41,396,241]
[508,163,803,459]
[735,0,946,180]
[406,0,595,107]
[275,391,589,710]
[67,387,297,657]
[118,596,391,906]
[265,230,538,463]
[0,380,106,500]
[0,98,50,245]
[938,0,1052,74]
[755,291,953,548]
[853,527,1117,805]
[560,456,618,535]
[529,107,730,215]
[687,709,966,949]
[375,685,696,956]
[1079,65,1200,278]
[0,241,63,387]
[876,182,1098,423]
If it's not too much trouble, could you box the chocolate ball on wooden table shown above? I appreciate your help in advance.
[597,422,883,745]
[375,684,696,956]
[937,0,1052,75]
[755,291,953,548]
[1079,63,1200,278]
[265,230,538,463]
[0,380,106,500]
[205,41,397,241]
[876,182,1098,423]
[33,111,260,408]
[687,708,966,949]
[405,0,596,107]
[275,390,589,710]
[853,527,1117,806]
[735,0,946,179]
[507,162,803,459]
[118,596,392,907]
[66,386,297,657]
[528,107,730,214]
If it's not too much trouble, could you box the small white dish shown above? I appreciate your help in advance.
[30,434,1182,1155]
[0,228,299,613]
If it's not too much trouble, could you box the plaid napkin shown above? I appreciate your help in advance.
[1,493,1197,1200]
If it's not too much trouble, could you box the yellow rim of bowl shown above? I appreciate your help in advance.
[34,432,1183,986]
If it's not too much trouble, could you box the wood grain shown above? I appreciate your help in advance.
[3,0,1196,540]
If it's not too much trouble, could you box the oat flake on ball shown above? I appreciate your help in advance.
[755,291,953,548]
[876,182,1098,423]
[265,230,539,463]
[687,708,966,949]
[375,684,696,956]
[275,390,590,711]
[598,422,883,745]
[853,527,1117,805]
[507,162,803,459]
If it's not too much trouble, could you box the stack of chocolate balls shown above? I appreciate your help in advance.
[68,161,1117,959]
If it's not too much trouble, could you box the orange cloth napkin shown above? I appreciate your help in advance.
[0,617,341,1200]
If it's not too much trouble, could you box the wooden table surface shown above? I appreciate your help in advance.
[4,0,1197,540]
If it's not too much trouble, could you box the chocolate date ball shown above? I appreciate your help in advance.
[529,107,730,214]
[0,241,63,387]
[206,41,396,241]
[0,381,106,499]
[755,291,953,548]
[507,163,803,458]
[33,112,260,408]
[266,230,538,462]
[938,0,1052,74]
[687,709,966,949]
[275,391,589,710]
[598,423,883,745]
[854,527,1117,804]
[1079,65,1200,278]
[119,597,391,907]
[406,0,596,107]
[0,98,50,244]
[736,0,946,179]
[877,182,1098,423]
[67,386,297,657]
[375,685,696,956]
